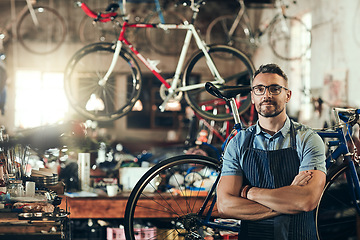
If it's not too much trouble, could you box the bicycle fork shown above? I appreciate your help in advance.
[98,40,122,86]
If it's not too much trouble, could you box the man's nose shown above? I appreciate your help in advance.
[263,87,272,97]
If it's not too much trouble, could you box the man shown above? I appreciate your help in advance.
[217,63,326,240]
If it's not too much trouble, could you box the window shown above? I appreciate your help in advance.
[15,70,68,128]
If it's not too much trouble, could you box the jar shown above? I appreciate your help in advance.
[7,180,24,198]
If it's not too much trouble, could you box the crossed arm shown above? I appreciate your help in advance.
[216,170,326,221]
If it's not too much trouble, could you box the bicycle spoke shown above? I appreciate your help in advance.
[316,164,359,240]
[125,155,221,240]
[184,46,253,121]
[64,43,141,121]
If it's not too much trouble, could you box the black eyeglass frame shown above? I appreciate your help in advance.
[251,84,289,96]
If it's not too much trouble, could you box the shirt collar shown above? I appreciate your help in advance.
[255,116,291,138]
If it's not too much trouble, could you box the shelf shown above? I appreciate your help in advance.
[0,212,63,238]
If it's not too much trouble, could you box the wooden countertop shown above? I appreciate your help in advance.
[59,192,214,219]
[60,193,129,219]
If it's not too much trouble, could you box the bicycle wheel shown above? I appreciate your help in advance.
[64,42,142,122]
[145,10,188,56]
[205,15,255,57]
[268,16,311,61]
[183,45,254,121]
[124,154,221,240]
[315,162,360,240]
[17,6,67,55]
[78,12,119,44]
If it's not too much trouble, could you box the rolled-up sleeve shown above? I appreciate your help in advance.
[221,134,244,176]
[298,131,327,174]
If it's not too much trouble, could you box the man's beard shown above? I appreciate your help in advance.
[257,100,285,118]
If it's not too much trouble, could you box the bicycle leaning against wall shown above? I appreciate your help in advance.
[205,0,311,61]
[64,0,254,122]
[124,83,360,239]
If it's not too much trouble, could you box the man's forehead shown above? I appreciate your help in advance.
[253,73,286,84]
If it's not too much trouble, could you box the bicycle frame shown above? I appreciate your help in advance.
[189,83,250,232]
[80,1,226,112]
[116,22,225,111]
[316,108,360,214]
[227,0,290,44]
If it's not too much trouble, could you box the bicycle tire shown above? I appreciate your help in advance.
[268,16,311,61]
[124,154,221,240]
[17,6,67,55]
[315,162,360,240]
[64,42,142,122]
[183,45,254,121]
[78,10,119,44]
[205,14,255,57]
[145,10,188,56]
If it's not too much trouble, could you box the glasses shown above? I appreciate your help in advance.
[251,84,288,96]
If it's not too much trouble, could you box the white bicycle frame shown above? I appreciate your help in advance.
[98,12,226,112]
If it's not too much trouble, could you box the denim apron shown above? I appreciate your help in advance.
[238,122,316,240]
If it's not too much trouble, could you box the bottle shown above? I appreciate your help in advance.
[0,165,7,194]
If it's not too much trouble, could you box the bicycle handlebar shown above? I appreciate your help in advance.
[77,1,119,22]
[175,0,205,12]
[335,108,360,126]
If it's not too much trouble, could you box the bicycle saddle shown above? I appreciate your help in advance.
[205,82,251,101]
[106,3,119,12]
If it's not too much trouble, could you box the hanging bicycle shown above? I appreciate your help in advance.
[0,0,67,55]
[206,0,311,61]
[64,0,255,122]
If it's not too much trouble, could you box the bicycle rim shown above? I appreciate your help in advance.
[17,6,67,55]
[205,15,255,57]
[268,16,311,61]
[145,10,188,56]
[184,45,254,121]
[124,155,221,240]
[315,163,360,240]
[64,42,142,122]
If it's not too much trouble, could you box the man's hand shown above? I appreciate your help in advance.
[291,171,313,186]
[247,170,325,214]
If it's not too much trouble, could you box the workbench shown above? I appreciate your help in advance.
[0,211,65,240]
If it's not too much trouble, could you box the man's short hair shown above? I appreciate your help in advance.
[253,63,288,81]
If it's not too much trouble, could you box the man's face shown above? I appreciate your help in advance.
[251,73,291,118]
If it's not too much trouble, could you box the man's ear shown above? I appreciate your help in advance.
[286,90,292,103]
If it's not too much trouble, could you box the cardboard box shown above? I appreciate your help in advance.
[119,167,154,192]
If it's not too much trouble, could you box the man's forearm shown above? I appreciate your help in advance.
[246,170,325,214]
[217,194,280,220]
[247,186,310,214]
